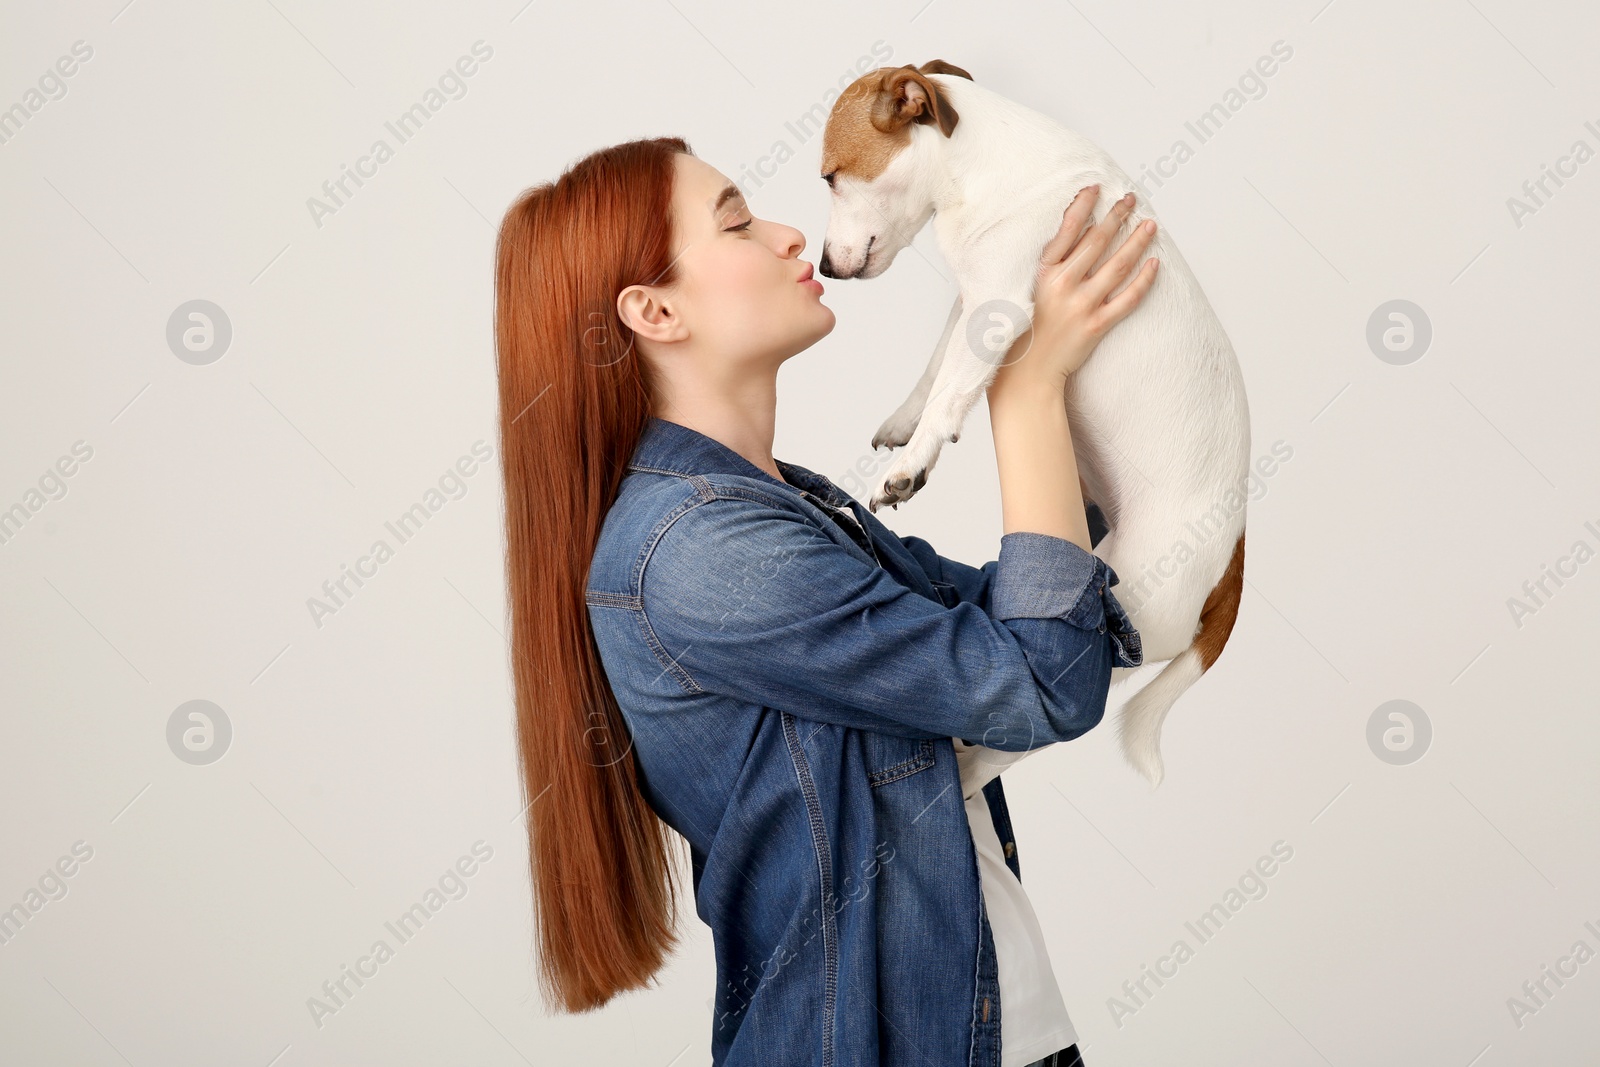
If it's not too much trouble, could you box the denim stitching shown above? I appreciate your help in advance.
[966,881,985,1067]
[866,739,937,787]
[627,483,717,695]
[584,590,639,609]
[781,711,838,1067]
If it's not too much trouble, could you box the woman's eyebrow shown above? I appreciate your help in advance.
[708,184,751,225]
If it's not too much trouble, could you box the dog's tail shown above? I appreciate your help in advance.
[1116,528,1245,787]
[1115,648,1204,787]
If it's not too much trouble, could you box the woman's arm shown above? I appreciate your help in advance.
[990,390,1090,546]
[987,185,1159,546]
[637,492,1136,749]
[887,502,1108,612]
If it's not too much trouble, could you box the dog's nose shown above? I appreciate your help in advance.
[818,248,838,278]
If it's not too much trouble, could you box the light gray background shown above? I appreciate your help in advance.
[2,0,1596,1064]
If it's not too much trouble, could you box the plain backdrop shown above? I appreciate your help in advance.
[2,1,1597,1064]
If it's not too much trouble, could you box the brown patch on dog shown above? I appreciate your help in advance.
[1195,530,1245,672]
[820,62,966,184]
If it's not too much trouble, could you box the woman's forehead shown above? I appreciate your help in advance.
[676,156,745,226]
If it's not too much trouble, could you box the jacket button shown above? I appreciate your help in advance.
[1003,841,1015,858]
[1098,623,1106,633]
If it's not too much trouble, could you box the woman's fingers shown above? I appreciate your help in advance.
[1086,216,1158,302]
[1094,256,1160,332]
[1060,191,1136,281]
[1039,185,1100,266]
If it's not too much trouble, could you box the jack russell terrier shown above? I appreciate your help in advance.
[817,60,1249,787]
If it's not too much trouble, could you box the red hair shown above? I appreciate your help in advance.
[493,136,690,1013]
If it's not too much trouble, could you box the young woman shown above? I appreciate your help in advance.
[494,135,1155,1067]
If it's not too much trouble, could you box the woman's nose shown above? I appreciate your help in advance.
[778,225,805,258]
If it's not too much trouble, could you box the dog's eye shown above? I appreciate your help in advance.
[822,172,836,188]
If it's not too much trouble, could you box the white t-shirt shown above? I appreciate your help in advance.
[953,739,1078,1067]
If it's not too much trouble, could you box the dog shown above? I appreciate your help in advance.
[817,60,1249,787]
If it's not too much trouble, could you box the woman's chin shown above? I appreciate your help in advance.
[810,303,837,336]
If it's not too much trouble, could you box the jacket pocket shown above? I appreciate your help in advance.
[929,580,960,609]
[864,734,937,787]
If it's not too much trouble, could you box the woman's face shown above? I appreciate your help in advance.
[622,153,835,379]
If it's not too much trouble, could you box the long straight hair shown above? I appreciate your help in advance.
[493,136,690,1013]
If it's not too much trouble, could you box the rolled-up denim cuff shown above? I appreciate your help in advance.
[991,531,1144,668]
[1103,584,1144,668]
[992,531,1108,624]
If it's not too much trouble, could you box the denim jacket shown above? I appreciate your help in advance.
[584,415,1142,1067]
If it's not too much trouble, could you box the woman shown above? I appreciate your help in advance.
[493,135,1155,1067]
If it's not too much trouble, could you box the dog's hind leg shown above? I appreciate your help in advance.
[873,294,961,450]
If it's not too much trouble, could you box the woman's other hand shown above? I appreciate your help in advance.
[988,186,1159,401]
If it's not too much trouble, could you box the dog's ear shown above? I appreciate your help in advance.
[918,59,973,81]
[874,65,961,138]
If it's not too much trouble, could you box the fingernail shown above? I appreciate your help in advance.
[1143,219,1155,232]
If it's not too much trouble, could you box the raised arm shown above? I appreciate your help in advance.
[638,491,1139,751]
[987,185,1159,544]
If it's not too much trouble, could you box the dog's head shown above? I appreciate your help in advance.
[818,60,972,280]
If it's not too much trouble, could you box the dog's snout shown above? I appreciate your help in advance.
[818,236,875,280]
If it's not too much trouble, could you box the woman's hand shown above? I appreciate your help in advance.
[988,186,1159,401]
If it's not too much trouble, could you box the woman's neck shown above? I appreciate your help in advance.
[651,388,784,483]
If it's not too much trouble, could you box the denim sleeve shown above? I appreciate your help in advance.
[893,499,1115,612]
[638,496,1143,750]
[894,533,999,609]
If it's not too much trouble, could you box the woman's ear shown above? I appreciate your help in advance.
[617,284,687,344]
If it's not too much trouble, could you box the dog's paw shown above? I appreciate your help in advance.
[867,432,946,512]
[868,466,928,512]
[870,406,922,451]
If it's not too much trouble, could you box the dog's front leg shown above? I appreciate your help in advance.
[869,288,1032,511]
[872,294,961,450]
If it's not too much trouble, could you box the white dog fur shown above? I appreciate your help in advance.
[817,60,1250,787]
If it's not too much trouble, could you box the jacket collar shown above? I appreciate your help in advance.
[628,415,854,508]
